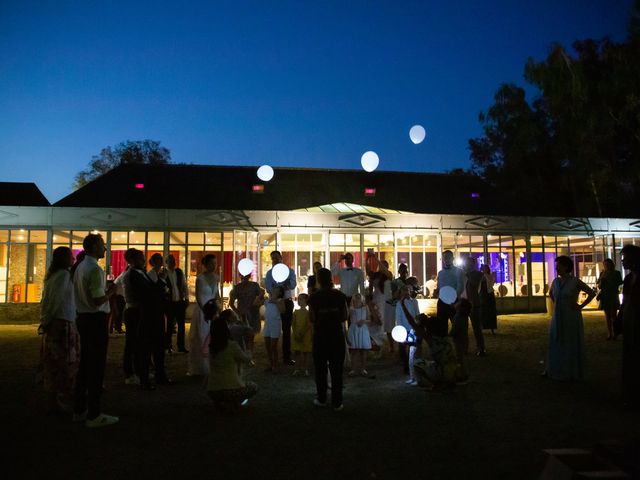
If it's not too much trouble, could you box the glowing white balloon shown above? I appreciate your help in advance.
[391,325,408,343]
[360,151,379,172]
[237,258,254,277]
[272,263,290,283]
[257,165,274,182]
[409,125,426,144]
[439,285,457,305]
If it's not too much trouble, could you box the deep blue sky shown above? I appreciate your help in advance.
[0,0,633,202]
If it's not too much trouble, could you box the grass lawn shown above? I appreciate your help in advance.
[2,312,638,479]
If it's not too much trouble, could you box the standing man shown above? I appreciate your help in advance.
[164,254,189,354]
[308,268,348,411]
[265,250,297,365]
[73,233,119,428]
[331,253,365,306]
[436,250,465,334]
[464,257,486,356]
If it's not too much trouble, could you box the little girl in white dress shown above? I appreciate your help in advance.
[347,294,371,376]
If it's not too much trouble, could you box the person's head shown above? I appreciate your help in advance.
[270,286,284,300]
[219,308,239,325]
[297,293,309,308]
[149,253,164,270]
[316,268,333,289]
[344,253,354,267]
[124,248,136,266]
[270,250,282,266]
[465,257,477,272]
[209,316,230,357]
[351,293,363,308]
[312,261,322,275]
[555,255,574,276]
[202,254,217,272]
[621,244,640,272]
[83,233,106,259]
[602,258,614,272]
[202,298,220,321]
[406,276,420,297]
[46,246,73,280]
[442,250,454,268]
[165,254,176,270]
[398,263,408,278]
[380,260,389,273]
[481,264,491,275]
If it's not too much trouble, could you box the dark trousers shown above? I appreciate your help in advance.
[313,336,346,408]
[165,301,187,350]
[74,312,109,419]
[137,311,167,384]
[281,299,294,361]
[123,308,140,377]
[436,299,456,335]
[109,295,125,333]
[469,304,485,352]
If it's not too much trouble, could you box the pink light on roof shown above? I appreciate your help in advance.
[134,183,145,189]
[364,187,376,196]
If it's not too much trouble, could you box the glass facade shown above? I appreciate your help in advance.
[1,227,637,312]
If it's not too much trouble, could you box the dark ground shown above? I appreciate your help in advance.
[2,312,638,480]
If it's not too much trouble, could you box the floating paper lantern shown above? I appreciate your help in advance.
[257,165,274,181]
[409,125,426,144]
[237,258,254,277]
[361,151,379,172]
[272,263,290,283]
[439,285,457,305]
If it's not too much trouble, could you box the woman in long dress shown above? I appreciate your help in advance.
[366,255,393,352]
[596,258,623,340]
[620,244,640,408]
[545,255,595,381]
[39,246,79,413]
[188,254,220,376]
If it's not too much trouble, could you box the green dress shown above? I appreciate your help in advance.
[597,270,623,310]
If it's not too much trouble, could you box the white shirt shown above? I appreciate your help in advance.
[73,256,110,314]
[395,297,419,331]
[40,269,75,325]
[166,268,186,302]
[114,269,127,296]
[331,262,365,298]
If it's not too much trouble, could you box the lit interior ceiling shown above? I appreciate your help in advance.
[294,203,412,215]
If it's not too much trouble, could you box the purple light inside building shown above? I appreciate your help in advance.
[471,192,480,198]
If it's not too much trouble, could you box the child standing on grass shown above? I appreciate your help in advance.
[263,286,285,372]
[347,294,371,376]
[291,294,312,376]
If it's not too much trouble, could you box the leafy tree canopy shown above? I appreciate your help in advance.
[469,3,640,217]
[73,140,170,189]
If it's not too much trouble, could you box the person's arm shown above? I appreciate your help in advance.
[232,341,252,365]
[576,279,596,309]
[228,288,238,313]
[331,260,341,277]
[264,271,274,294]
[89,268,114,307]
[195,276,208,309]
[276,299,286,314]
[400,298,421,333]
[287,269,297,292]
[40,271,66,328]
[548,279,556,303]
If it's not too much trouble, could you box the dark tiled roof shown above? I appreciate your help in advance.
[54,163,501,215]
[0,182,50,206]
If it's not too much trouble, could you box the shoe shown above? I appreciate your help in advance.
[292,370,300,376]
[333,404,344,412]
[249,360,256,367]
[313,399,327,407]
[348,370,356,377]
[124,375,140,385]
[72,411,87,423]
[166,348,174,354]
[304,370,309,376]
[139,383,156,391]
[285,359,296,366]
[406,379,418,386]
[240,398,249,407]
[361,369,368,376]
[85,413,119,428]
[476,350,487,357]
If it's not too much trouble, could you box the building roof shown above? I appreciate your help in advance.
[54,163,503,215]
[53,163,609,217]
[0,182,50,206]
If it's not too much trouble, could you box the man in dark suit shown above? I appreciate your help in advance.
[164,254,189,353]
[464,257,486,357]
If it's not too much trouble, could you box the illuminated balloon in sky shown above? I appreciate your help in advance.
[272,263,290,283]
[257,165,274,181]
[361,151,379,172]
[409,125,426,144]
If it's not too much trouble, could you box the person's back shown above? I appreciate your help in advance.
[207,340,247,392]
[309,288,347,342]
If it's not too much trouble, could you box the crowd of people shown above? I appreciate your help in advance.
[37,234,640,427]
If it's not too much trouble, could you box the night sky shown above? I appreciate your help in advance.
[0,0,633,203]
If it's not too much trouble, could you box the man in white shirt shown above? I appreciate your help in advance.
[436,250,465,333]
[72,233,118,428]
[330,253,365,306]
[265,250,297,365]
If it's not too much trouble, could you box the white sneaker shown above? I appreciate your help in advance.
[313,399,327,407]
[124,375,140,385]
[405,378,416,385]
[333,404,344,412]
[85,413,119,428]
[72,411,87,422]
